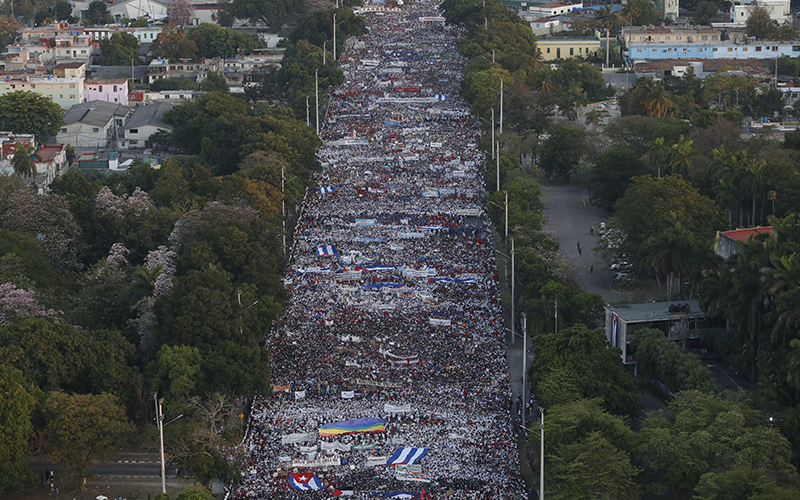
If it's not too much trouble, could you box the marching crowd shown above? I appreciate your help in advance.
[233,1,525,498]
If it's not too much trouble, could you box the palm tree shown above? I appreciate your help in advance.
[620,0,642,64]
[713,178,739,223]
[669,135,700,181]
[11,143,41,179]
[646,137,669,177]
[740,159,766,226]
[583,108,608,130]
[594,5,620,68]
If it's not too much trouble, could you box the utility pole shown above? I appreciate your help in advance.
[522,312,527,427]
[281,164,286,254]
[491,107,495,158]
[511,238,515,345]
[504,190,508,240]
[306,96,310,127]
[315,69,320,135]
[155,395,166,494]
[496,140,500,192]
[323,40,327,65]
[333,13,337,61]
[539,407,545,500]
[499,78,503,135]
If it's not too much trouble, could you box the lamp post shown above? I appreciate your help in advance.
[315,69,320,135]
[539,407,545,500]
[306,96,310,127]
[495,238,514,345]
[496,140,500,192]
[154,396,183,494]
[323,40,327,65]
[333,13,337,61]
[522,312,527,426]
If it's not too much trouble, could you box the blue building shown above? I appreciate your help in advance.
[628,40,800,61]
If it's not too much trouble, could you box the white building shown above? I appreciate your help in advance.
[730,0,791,25]
[57,100,133,149]
[108,0,170,22]
[84,25,164,44]
[526,2,582,20]
[0,76,85,110]
[120,102,175,149]
[85,78,130,105]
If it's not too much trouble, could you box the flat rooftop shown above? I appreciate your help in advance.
[606,300,706,323]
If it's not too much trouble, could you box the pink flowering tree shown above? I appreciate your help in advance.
[131,245,177,354]
[0,282,59,325]
[1,191,83,271]
[168,0,195,27]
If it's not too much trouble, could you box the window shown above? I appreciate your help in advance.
[728,47,733,51]
[713,47,718,51]
[59,94,63,98]
[130,140,139,144]
[666,36,670,40]
[569,47,573,55]
[547,47,550,53]
[712,35,718,40]
[69,94,75,98]
[743,47,748,51]
[30,84,35,88]
[637,48,642,52]
[702,35,707,40]
[61,128,67,132]
[113,85,117,92]
[774,46,778,51]
[93,127,99,132]
[677,36,682,40]
[70,83,75,88]
[99,85,103,91]
[757,46,763,51]
[129,129,139,133]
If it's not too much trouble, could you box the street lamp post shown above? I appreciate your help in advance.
[495,238,515,345]
[333,13,337,61]
[306,96,310,127]
[539,407,545,500]
[315,69,320,135]
[499,79,503,135]
[522,312,527,426]
[496,140,500,192]
[156,396,166,494]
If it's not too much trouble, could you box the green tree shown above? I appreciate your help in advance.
[53,0,74,20]
[10,142,41,179]
[614,175,726,249]
[745,5,780,40]
[530,324,641,418]
[198,71,229,93]
[590,144,649,211]
[583,108,608,130]
[152,23,198,61]
[637,390,800,497]
[0,365,37,494]
[647,136,669,177]
[0,91,64,140]
[229,0,304,30]
[43,391,135,488]
[0,15,20,47]
[99,32,139,66]
[594,5,621,68]
[189,23,259,59]
[693,1,720,24]
[539,124,586,181]
[149,345,202,408]
[86,0,108,25]
[539,398,640,500]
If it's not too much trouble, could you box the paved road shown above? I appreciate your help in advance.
[29,458,171,478]
[540,180,617,303]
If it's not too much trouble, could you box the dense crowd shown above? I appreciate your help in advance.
[232,1,525,498]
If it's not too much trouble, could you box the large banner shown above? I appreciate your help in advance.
[291,456,341,468]
[321,441,351,452]
[395,465,432,483]
[366,456,387,467]
[282,432,316,445]
[384,404,411,414]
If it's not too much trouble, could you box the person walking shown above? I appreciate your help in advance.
[590,226,594,235]
[590,264,594,273]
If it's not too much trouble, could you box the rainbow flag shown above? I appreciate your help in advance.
[319,417,386,437]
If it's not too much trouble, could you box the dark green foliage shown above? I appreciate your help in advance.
[590,144,649,211]
[530,324,642,418]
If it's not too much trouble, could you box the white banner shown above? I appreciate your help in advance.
[321,441,352,452]
[384,404,411,414]
[281,432,316,445]
[299,445,317,453]
[341,390,355,399]
[291,456,341,468]
[396,465,432,483]
[429,318,452,326]
[366,456,387,467]
[295,390,306,400]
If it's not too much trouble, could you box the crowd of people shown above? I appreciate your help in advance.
[232,1,525,498]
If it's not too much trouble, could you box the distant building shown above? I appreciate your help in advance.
[730,0,790,25]
[628,39,800,61]
[107,0,170,22]
[120,102,175,150]
[715,227,773,259]
[57,100,133,149]
[32,144,68,192]
[0,76,85,110]
[147,58,170,83]
[0,132,36,160]
[85,78,129,105]
[621,26,723,46]
[526,2,583,19]
[604,300,721,371]
[53,61,87,79]
[538,37,601,60]
[84,25,164,44]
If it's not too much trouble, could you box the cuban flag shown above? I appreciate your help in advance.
[288,473,323,491]
[385,447,429,465]
[435,94,447,101]
[318,186,335,194]
[316,245,338,256]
